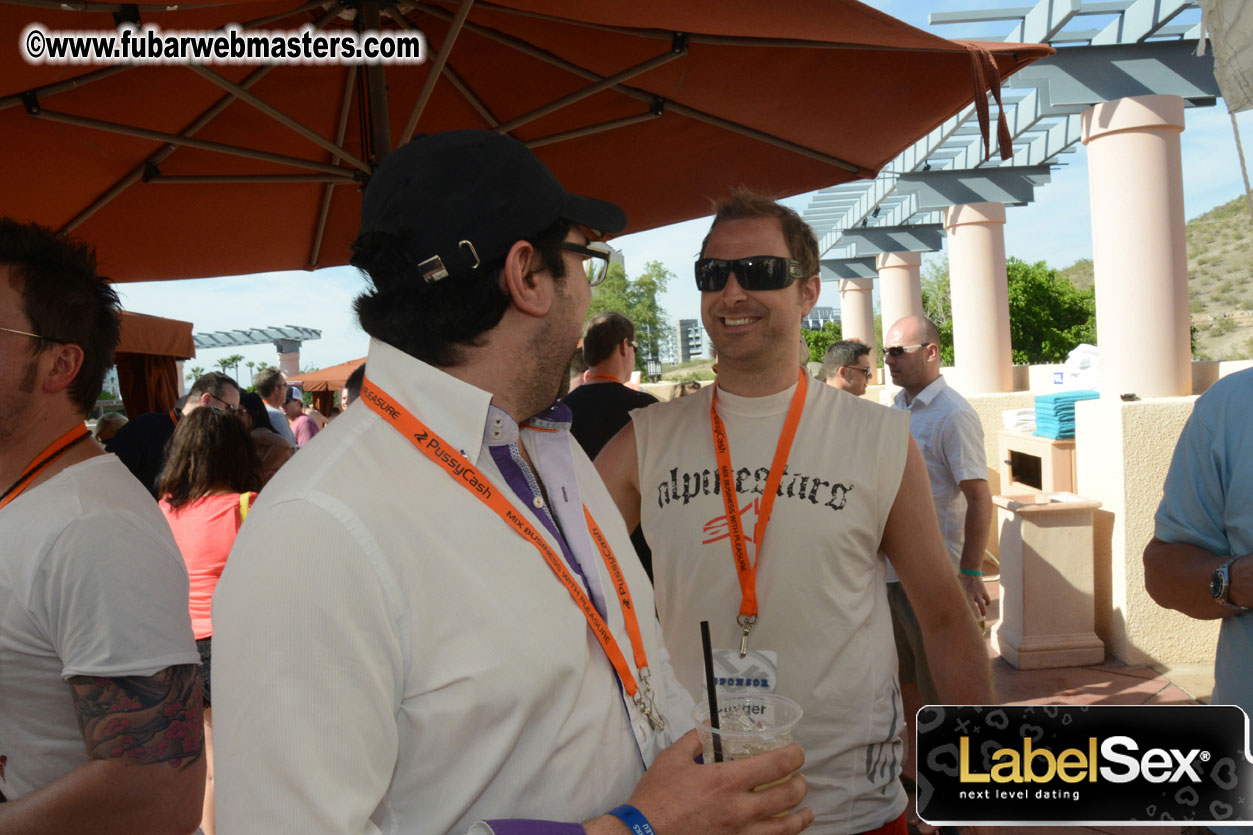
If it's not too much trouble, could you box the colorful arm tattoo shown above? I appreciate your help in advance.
[68,664,204,771]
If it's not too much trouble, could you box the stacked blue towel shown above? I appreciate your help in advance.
[1034,390,1099,439]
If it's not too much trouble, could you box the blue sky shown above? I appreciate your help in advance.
[115,0,1253,379]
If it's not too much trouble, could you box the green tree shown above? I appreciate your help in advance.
[588,259,672,371]
[223,353,246,381]
[921,257,1096,365]
[1004,258,1097,364]
[802,321,842,362]
[921,258,956,365]
[245,360,256,384]
[215,356,233,376]
[186,365,205,383]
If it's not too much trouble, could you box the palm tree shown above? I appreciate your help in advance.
[215,356,233,375]
[186,365,205,383]
[225,353,246,381]
[245,360,256,384]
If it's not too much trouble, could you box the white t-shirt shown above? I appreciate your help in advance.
[634,381,911,834]
[0,455,199,799]
[265,403,297,447]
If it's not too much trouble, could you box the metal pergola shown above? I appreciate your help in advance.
[808,0,1218,277]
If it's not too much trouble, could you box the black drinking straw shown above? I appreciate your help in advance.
[700,620,724,763]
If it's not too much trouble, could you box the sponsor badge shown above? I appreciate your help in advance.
[711,649,778,693]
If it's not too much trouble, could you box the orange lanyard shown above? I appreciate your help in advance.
[709,367,807,656]
[360,377,664,730]
[585,374,620,383]
[0,424,90,511]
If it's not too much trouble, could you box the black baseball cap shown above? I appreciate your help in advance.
[358,130,627,283]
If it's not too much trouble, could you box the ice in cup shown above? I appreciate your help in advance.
[691,693,803,763]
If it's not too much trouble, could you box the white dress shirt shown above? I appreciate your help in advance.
[212,338,692,835]
[892,375,988,567]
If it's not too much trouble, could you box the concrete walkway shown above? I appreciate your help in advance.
[973,576,1213,835]
[983,574,1212,707]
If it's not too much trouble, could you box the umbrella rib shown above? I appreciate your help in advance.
[0,0,330,114]
[0,66,129,113]
[391,5,498,127]
[415,5,869,176]
[3,0,246,11]
[493,46,683,137]
[52,2,349,235]
[34,109,353,176]
[186,63,371,174]
[361,1,391,158]
[414,3,649,100]
[444,63,499,127]
[152,174,355,183]
[310,64,358,269]
[57,64,276,235]
[400,0,474,145]
[240,0,337,30]
[663,101,867,175]
[525,111,661,150]
[426,0,978,55]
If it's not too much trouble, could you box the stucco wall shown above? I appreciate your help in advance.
[1074,396,1218,665]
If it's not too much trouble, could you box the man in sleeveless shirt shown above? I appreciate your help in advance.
[0,219,205,831]
[211,132,813,835]
[596,190,993,835]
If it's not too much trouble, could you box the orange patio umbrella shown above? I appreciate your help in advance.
[290,357,365,415]
[0,0,1051,283]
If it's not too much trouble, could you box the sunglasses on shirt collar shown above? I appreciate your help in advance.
[694,255,804,292]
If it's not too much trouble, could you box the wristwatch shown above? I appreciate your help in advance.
[1210,555,1252,612]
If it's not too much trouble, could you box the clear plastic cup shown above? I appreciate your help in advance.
[691,693,803,763]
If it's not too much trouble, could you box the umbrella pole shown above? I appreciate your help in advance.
[361,1,392,160]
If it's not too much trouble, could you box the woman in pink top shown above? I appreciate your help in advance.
[158,407,261,835]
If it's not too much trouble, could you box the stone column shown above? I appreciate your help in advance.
[838,277,876,369]
[275,339,302,381]
[277,353,301,380]
[876,251,924,339]
[942,202,1013,393]
[1081,94,1190,398]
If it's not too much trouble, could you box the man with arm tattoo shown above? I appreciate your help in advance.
[0,219,205,834]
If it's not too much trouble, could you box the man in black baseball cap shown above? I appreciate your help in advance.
[211,130,812,834]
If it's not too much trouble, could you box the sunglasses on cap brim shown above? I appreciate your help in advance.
[694,256,804,292]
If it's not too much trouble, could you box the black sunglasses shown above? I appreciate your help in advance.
[694,256,804,292]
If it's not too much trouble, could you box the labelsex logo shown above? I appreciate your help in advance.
[960,736,1206,784]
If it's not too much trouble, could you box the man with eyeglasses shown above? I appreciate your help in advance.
[211,131,811,835]
[883,315,993,800]
[597,190,991,834]
[0,218,205,831]
[105,370,242,496]
[819,339,874,397]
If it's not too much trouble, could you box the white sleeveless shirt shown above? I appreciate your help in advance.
[633,380,911,833]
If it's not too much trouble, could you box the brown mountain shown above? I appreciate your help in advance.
[1061,196,1253,360]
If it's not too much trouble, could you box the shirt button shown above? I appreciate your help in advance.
[532,496,545,509]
